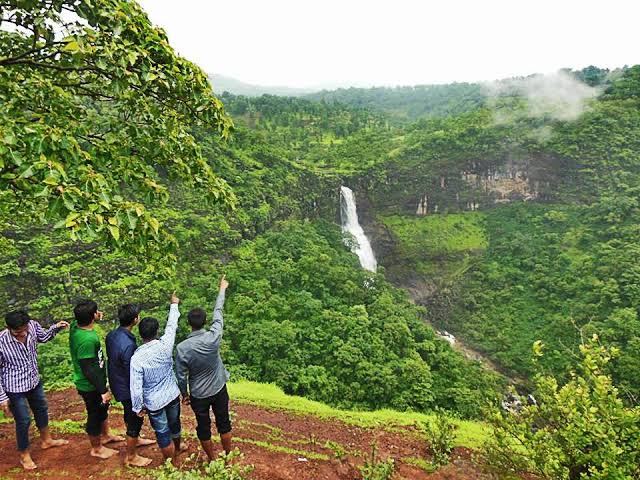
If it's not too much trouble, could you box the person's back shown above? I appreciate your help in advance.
[69,300,122,460]
[176,275,232,460]
[130,305,180,414]
[132,343,176,403]
[105,326,136,403]
[175,309,228,400]
[130,292,182,463]
[105,304,154,467]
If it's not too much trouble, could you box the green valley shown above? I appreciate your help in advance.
[2,1,640,478]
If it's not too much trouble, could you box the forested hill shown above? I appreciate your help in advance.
[212,65,640,403]
[306,82,486,121]
[316,65,640,400]
[304,65,620,122]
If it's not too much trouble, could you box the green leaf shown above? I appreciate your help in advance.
[43,175,59,185]
[126,210,138,230]
[19,166,35,179]
[108,224,120,241]
[34,186,50,198]
[53,219,66,229]
[148,217,160,235]
[63,40,81,52]
[65,212,81,227]
[63,196,75,212]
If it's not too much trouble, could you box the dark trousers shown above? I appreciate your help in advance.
[78,390,109,437]
[190,384,231,441]
[7,382,49,451]
[121,399,144,438]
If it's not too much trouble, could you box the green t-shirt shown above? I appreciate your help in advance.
[69,320,106,392]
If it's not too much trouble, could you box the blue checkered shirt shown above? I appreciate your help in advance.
[130,304,181,413]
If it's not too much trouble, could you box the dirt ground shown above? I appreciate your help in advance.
[0,389,495,480]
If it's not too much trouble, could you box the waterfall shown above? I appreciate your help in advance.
[339,186,377,272]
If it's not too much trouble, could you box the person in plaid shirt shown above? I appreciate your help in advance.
[0,310,69,470]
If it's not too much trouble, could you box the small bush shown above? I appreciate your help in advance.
[151,449,253,480]
[324,440,348,460]
[359,442,395,480]
[418,409,456,466]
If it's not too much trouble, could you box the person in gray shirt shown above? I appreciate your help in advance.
[176,275,232,460]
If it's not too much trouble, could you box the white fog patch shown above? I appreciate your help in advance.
[486,71,599,122]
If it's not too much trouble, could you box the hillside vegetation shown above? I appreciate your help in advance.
[3,2,640,478]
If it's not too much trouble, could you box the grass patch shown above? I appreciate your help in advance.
[380,212,488,281]
[403,456,438,473]
[228,381,489,448]
[236,436,329,461]
[49,419,85,434]
[237,419,284,436]
[382,212,487,255]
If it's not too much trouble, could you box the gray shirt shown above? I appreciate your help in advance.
[176,291,230,399]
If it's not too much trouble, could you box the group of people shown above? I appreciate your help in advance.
[0,275,232,470]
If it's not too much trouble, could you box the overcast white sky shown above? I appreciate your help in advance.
[138,0,640,88]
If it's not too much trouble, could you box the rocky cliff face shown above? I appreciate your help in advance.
[362,150,569,217]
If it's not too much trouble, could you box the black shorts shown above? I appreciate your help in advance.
[190,384,231,440]
[78,390,109,437]
[121,398,144,438]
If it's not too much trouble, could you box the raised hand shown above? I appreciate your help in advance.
[219,274,229,291]
[170,291,180,304]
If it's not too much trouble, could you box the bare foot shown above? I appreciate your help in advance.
[125,454,152,467]
[101,434,125,445]
[41,438,69,449]
[137,437,156,447]
[90,446,118,459]
[20,453,37,470]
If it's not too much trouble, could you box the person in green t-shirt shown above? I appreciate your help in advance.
[69,300,124,459]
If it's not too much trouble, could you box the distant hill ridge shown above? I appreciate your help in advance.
[211,66,617,122]
[209,74,319,97]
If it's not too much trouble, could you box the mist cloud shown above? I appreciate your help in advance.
[486,71,599,122]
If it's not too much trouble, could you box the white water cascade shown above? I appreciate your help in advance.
[339,186,377,272]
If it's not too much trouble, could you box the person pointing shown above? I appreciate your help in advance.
[176,275,233,460]
[0,310,69,470]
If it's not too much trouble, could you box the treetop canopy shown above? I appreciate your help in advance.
[0,0,235,257]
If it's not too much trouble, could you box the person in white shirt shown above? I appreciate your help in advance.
[130,292,183,462]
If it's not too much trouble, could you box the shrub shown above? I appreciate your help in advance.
[359,442,395,480]
[484,336,640,479]
[418,409,456,467]
[150,449,253,480]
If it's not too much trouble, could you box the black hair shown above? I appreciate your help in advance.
[118,303,141,327]
[5,310,30,330]
[139,317,159,341]
[74,300,98,327]
[188,308,207,330]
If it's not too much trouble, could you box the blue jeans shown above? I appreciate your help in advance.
[148,396,181,448]
[7,382,49,451]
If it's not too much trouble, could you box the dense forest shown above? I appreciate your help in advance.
[2,2,640,477]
